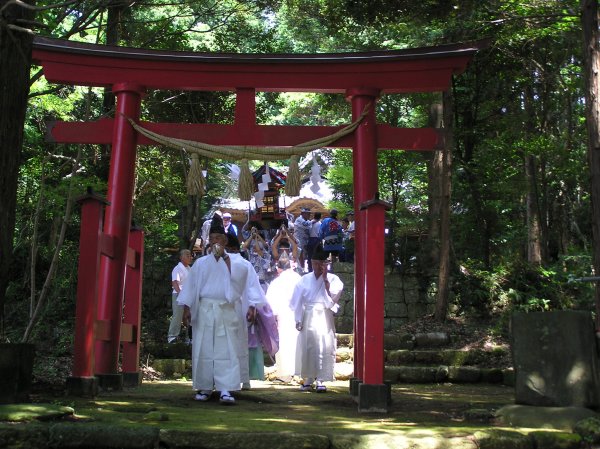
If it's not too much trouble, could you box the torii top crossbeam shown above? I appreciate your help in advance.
[34,36,477,93]
[32,37,479,412]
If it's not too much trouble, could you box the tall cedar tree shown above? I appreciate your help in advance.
[0,0,36,339]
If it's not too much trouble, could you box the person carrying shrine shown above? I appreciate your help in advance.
[179,214,266,405]
[290,243,343,393]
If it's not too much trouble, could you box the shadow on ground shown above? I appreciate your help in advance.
[35,380,513,434]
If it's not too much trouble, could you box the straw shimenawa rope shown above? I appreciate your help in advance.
[125,105,369,197]
[186,153,205,196]
[238,159,255,201]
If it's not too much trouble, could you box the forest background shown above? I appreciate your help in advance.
[0,0,599,371]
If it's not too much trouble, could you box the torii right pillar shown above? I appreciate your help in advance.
[347,88,390,412]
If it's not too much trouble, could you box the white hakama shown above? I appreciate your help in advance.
[266,269,301,378]
[178,252,264,392]
[290,272,343,381]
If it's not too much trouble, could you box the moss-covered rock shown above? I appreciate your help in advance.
[573,416,600,444]
[0,403,74,422]
[143,411,169,422]
[447,366,481,383]
[160,430,330,449]
[0,422,49,449]
[464,408,495,422]
[480,368,504,384]
[497,404,599,431]
[49,423,160,448]
[528,431,582,449]
[473,429,531,449]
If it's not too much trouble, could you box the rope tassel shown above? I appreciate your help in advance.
[238,159,255,201]
[186,153,205,196]
[285,155,301,196]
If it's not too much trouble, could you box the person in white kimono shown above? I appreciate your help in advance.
[290,243,343,392]
[266,252,301,382]
[179,215,263,405]
[224,232,272,390]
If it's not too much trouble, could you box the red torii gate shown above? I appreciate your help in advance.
[32,36,478,412]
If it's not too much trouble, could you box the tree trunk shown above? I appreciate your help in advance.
[422,102,443,272]
[581,0,600,330]
[434,89,454,322]
[526,154,543,265]
[0,0,36,339]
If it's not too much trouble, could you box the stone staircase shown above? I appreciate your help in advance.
[145,331,514,386]
[334,332,515,386]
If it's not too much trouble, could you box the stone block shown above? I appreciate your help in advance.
[480,368,504,384]
[384,303,408,318]
[97,373,123,391]
[66,376,98,398]
[383,366,401,383]
[387,318,409,331]
[385,350,414,365]
[497,404,599,431]
[358,383,389,413]
[384,288,403,305]
[384,333,414,350]
[511,310,600,407]
[123,371,143,387]
[447,366,481,383]
[349,378,362,397]
[0,343,35,404]
[415,332,450,348]
[384,275,403,289]
[396,366,437,383]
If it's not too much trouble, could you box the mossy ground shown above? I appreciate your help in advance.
[21,380,514,437]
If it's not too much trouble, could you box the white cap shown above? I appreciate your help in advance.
[223,212,232,218]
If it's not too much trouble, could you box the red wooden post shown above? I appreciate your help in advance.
[66,189,107,396]
[121,227,144,386]
[95,82,144,385]
[348,88,389,412]
[348,88,380,382]
[360,199,388,384]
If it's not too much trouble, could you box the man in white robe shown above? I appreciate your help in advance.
[266,253,301,382]
[225,233,269,390]
[290,243,343,392]
[179,215,263,404]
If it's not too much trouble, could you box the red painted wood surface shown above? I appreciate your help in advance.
[94,84,144,375]
[72,192,107,377]
[32,37,478,93]
[122,228,144,374]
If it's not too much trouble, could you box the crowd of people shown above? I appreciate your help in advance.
[166,208,349,404]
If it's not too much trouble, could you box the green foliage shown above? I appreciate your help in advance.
[5,0,596,350]
[452,252,595,322]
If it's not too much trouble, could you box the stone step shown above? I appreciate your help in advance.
[335,346,511,369]
[337,332,456,350]
[384,365,515,385]
[385,348,510,368]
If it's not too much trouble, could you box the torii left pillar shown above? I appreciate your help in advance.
[95,83,144,389]
[66,188,107,397]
